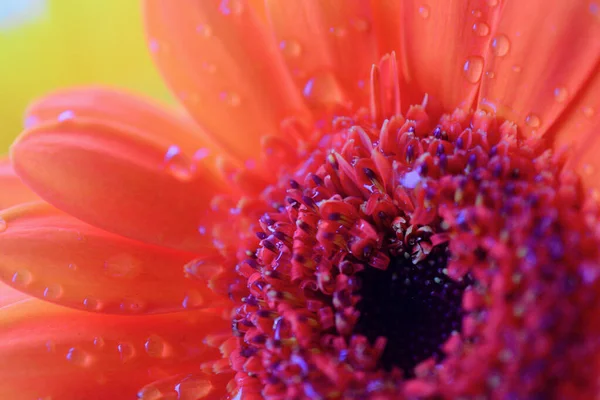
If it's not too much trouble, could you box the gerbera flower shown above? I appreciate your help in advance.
[1,0,600,399]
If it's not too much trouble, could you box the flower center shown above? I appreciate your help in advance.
[354,244,470,375]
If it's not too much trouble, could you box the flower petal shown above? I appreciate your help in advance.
[143,0,310,162]
[0,202,226,314]
[396,0,502,109]
[0,157,38,209]
[24,86,225,158]
[0,299,228,400]
[11,116,229,252]
[0,282,28,309]
[265,0,378,109]
[477,1,600,138]
[551,63,600,193]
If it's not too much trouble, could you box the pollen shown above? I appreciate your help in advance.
[204,55,600,399]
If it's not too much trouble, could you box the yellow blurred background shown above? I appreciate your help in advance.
[0,0,172,154]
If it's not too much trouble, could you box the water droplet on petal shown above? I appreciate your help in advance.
[196,24,213,37]
[472,9,482,18]
[485,71,495,79]
[472,22,490,36]
[582,106,595,118]
[182,290,205,309]
[525,113,541,129]
[43,285,63,299]
[93,336,105,349]
[117,342,136,363]
[46,340,56,353]
[491,34,510,57]
[219,0,243,15]
[279,40,302,58]
[12,269,32,286]
[487,0,499,6]
[303,72,346,109]
[138,386,164,400]
[58,110,75,122]
[68,263,78,271]
[104,254,141,279]
[418,5,430,19]
[463,56,484,83]
[145,335,171,358]
[512,65,522,73]
[220,91,241,107]
[553,87,568,103]
[175,377,213,400]
[120,298,147,313]
[66,347,93,367]
[163,145,195,182]
[83,297,103,311]
[0,217,6,233]
[350,18,370,32]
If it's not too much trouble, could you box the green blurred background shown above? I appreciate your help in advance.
[0,0,172,154]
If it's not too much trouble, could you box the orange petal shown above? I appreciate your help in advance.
[0,299,229,400]
[396,0,502,110]
[551,63,600,193]
[265,0,378,109]
[143,0,310,162]
[0,282,28,309]
[0,158,38,209]
[477,1,600,138]
[24,86,224,157]
[11,115,229,252]
[0,202,227,314]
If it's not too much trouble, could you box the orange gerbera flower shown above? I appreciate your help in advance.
[2,1,600,399]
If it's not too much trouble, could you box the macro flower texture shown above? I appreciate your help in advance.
[2,0,600,399]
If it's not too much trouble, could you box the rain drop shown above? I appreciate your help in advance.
[418,5,430,18]
[463,56,484,83]
[145,334,171,358]
[0,217,6,233]
[279,40,302,58]
[472,22,490,36]
[163,145,195,182]
[68,263,78,271]
[512,65,522,73]
[303,72,346,109]
[12,269,32,287]
[582,106,595,118]
[329,26,348,37]
[350,18,370,32]
[525,113,541,129]
[553,87,568,103]
[220,91,241,107]
[137,386,164,400]
[196,24,213,37]
[93,336,106,349]
[117,342,136,363]
[182,290,205,309]
[485,71,495,79]
[487,0,499,6]
[83,297,103,311]
[104,254,141,279]
[120,298,147,313]
[472,9,482,18]
[58,110,75,122]
[43,285,63,300]
[175,377,213,400]
[491,34,510,57]
[66,347,93,367]
[219,0,243,15]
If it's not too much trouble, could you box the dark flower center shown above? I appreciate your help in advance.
[355,245,470,375]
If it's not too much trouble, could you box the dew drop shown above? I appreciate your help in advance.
[553,87,568,103]
[104,254,141,279]
[485,71,495,79]
[0,217,6,233]
[83,297,103,311]
[46,340,56,353]
[68,263,78,271]
[491,34,510,57]
[487,0,499,6]
[43,285,63,300]
[279,40,302,58]
[137,386,164,400]
[149,39,160,54]
[219,0,243,15]
[57,110,75,122]
[329,26,348,37]
[303,72,346,109]
[351,18,370,32]
[145,334,171,358]
[175,377,213,400]
[472,9,482,18]
[120,298,147,313]
[512,65,522,73]
[182,290,205,309]
[163,145,195,182]
[472,22,490,36]
[196,24,213,37]
[582,106,595,118]
[463,56,484,83]
[93,336,105,349]
[525,113,541,129]
[418,5,430,18]
[219,91,241,107]
[12,269,32,286]
[117,342,136,363]
[66,347,93,367]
